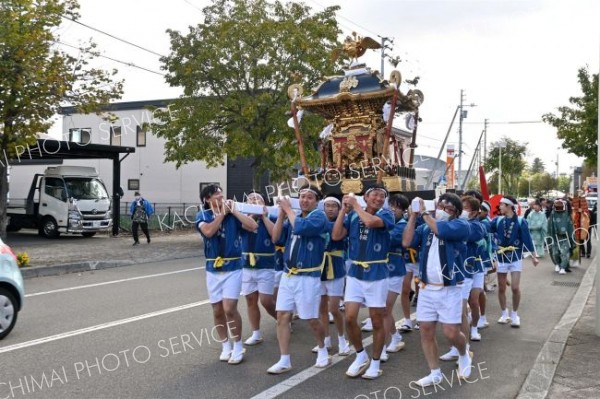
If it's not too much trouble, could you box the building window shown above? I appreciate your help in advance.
[128,179,140,191]
[110,126,122,146]
[68,128,91,145]
[136,125,146,147]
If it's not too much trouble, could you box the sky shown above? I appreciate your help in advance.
[50,0,600,178]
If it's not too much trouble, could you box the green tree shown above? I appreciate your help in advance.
[543,67,599,165]
[484,137,527,195]
[530,172,557,197]
[557,174,571,194]
[0,0,123,238]
[530,157,545,174]
[152,0,342,188]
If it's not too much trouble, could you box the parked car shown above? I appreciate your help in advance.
[585,193,597,210]
[0,238,24,339]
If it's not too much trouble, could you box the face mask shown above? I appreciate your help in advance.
[460,210,469,220]
[135,196,141,201]
[435,209,450,221]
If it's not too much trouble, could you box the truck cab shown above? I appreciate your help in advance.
[8,166,112,238]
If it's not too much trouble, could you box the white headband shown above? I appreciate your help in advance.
[481,202,491,212]
[247,192,264,201]
[500,198,516,207]
[299,188,320,198]
[364,187,388,197]
[323,197,341,206]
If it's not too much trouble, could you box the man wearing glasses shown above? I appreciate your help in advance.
[403,193,473,386]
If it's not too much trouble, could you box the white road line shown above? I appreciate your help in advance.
[250,313,418,399]
[0,300,211,354]
[25,267,205,297]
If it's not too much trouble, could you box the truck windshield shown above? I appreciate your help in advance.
[64,178,109,200]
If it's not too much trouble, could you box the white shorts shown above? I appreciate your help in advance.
[273,271,283,288]
[472,272,485,290]
[320,278,345,297]
[405,263,419,274]
[241,268,275,296]
[344,276,388,308]
[276,275,321,319]
[387,276,405,294]
[206,269,242,304]
[417,285,463,324]
[461,278,474,300]
[497,260,523,274]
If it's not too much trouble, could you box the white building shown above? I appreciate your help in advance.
[9,99,230,205]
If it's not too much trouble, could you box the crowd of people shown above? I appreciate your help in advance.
[194,183,589,386]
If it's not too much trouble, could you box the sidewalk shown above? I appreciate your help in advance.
[547,283,600,398]
[6,228,202,278]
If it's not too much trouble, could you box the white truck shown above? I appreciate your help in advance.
[7,166,112,238]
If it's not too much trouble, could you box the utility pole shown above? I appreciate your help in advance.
[483,118,489,165]
[459,90,465,189]
[380,37,393,76]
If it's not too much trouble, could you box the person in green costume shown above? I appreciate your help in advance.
[527,200,548,257]
[547,199,576,275]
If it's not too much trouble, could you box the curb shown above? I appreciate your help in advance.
[516,257,597,399]
[20,254,199,279]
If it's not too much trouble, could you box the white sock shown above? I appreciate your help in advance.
[338,335,347,347]
[404,318,413,328]
[324,336,331,347]
[233,340,243,354]
[279,354,291,366]
[381,347,387,358]
[356,349,368,363]
[431,368,442,377]
[317,346,329,359]
[501,309,509,317]
[511,310,518,318]
[252,330,262,339]
[392,331,402,342]
[481,315,487,322]
[368,359,381,372]
[471,326,478,335]
[222,341,232,352]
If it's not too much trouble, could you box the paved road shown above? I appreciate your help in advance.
[0,255,591,399]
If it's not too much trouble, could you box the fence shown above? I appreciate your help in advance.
[120,202,201,232]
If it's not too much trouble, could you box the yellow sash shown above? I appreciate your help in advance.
[323,250,344,280]
[275,245,285,253]
[207,257,241,268]
[286,265,322,277]
[407,248,418,263]
[350,258,389,270]
[243,252,275,267]
[497,246,517,255]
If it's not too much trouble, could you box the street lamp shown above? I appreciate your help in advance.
[498,141,507,195]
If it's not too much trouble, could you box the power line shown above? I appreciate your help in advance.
[61,15,166,58]
[56,41,166,76]
[305,0,382,37]
[182,0,204,13]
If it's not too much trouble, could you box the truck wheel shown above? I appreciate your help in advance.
[0,287,18,340]
[39,217,60,238]
[82,232,96,238]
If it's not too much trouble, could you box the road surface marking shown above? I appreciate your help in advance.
[250,313,417,399]
[0,300,211,354]
[25,267,205,297]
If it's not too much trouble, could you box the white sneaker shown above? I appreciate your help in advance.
[555,265,561,272]
[244,335,264,346]
[380,351,389,363]
[439,347,459,361]
[511,315,521,328]
[314,355,332,368]
[361,319,373,332]
[457,353,473,379]
[267,361,292,374]
[219,348,232,362]
[386,340,406,353]
[311,343,332,353]
[338,341,352,356]
[345,356,370,377]
[498,314,511,324]
[559,268,566,275]
[470,327,481,341]
[415,372,443,387]
[361,367,383,380]
[477,318,489,329]
[228,348,245,365]
[328,312,334,323]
